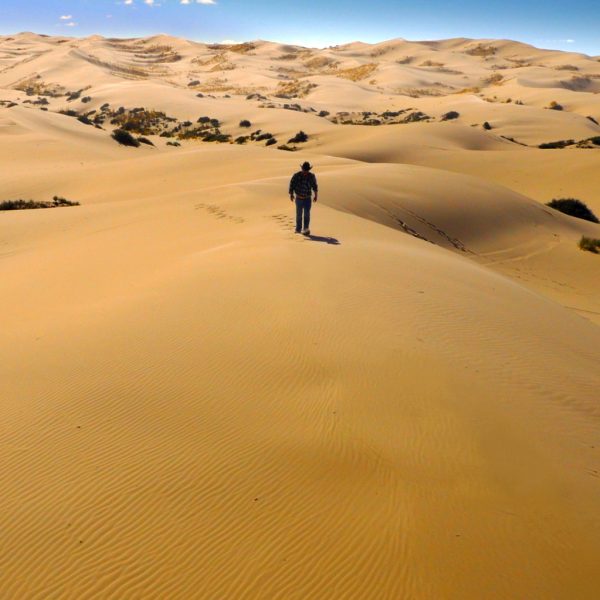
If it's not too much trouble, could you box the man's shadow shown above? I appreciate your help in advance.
[305,234,341,245]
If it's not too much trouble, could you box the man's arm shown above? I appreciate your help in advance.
[312,174,318,202]
[289,174,296,201]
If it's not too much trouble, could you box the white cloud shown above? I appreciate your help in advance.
[65,22,77,27]
[59,15,72,20]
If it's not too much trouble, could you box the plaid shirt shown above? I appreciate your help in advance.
[289,171,318,198]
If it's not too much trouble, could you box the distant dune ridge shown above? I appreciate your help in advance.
[1,32,600,598]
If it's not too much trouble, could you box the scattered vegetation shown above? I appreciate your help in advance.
[538,139,575,149]
[466,44,497,57]
[265,138,277,146]
[578,236,600,253]
[275,79,318,99]
[403,111,430,123]
[334,63,378,81]
[441,111,460,121]
[288,130,308,143]
[484,73,504,86]
[0,196,79,210]
[110,107,177,135]
[277,144,298,151]
[420,60,445,67]
[111,128,141,147]
[166,141,181,147]
[239,119,251,128]
[548,100,563,111]
[483,121,492,130]
[546,198,599,223]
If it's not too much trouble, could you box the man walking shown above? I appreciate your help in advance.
[289,161,318,235]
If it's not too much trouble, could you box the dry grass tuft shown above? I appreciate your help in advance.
[334,63,378,81]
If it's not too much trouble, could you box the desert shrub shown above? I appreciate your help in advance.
[59,109,78,117]
[483,121,492,130]
[235,136,248,144]
[167,141,181,147]
[466,44,496,57]
[277,144,297,151]
[288,130,308,143]
[100,103,110,111]
[81,96,92,103]
[66,89,83,101]
[188,80,200,87]
[201,133,231,143]
[210,118,220,127]
[77,115,93,125]
[555,65,579,71]
[587,136,600,145]
[548,100,563,111]
[335,64,377,81]
[182,120,192,127]
[197,116,211,124]
[0,196,79,210]
[239,119,251,128]
[578,236,600,253]
[539,139,575,149]
[254,132,273,141]
[546,198,599,223]
[265,138,277,146]
[484,73,504,85]
[441,111,459,121]
[318,110,330,117]
[403,111,429,123]
[137,137,154,146]
[112,128,141,147]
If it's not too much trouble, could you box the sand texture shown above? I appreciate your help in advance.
[1,33,600,599]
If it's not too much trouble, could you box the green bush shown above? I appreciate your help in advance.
[578,236,600,253]
[239,119,252,127]
[112,129,141,147]
[483,121,492,130]
[546,198,599,223]
[265,138,277,146]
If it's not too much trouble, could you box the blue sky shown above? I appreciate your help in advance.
[1,0,599,55]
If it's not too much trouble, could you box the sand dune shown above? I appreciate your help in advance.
[2,32,600,598]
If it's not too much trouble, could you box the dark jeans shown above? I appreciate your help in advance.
[295,197,312,231]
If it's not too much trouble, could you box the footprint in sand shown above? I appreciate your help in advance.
[196,203,245,224]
